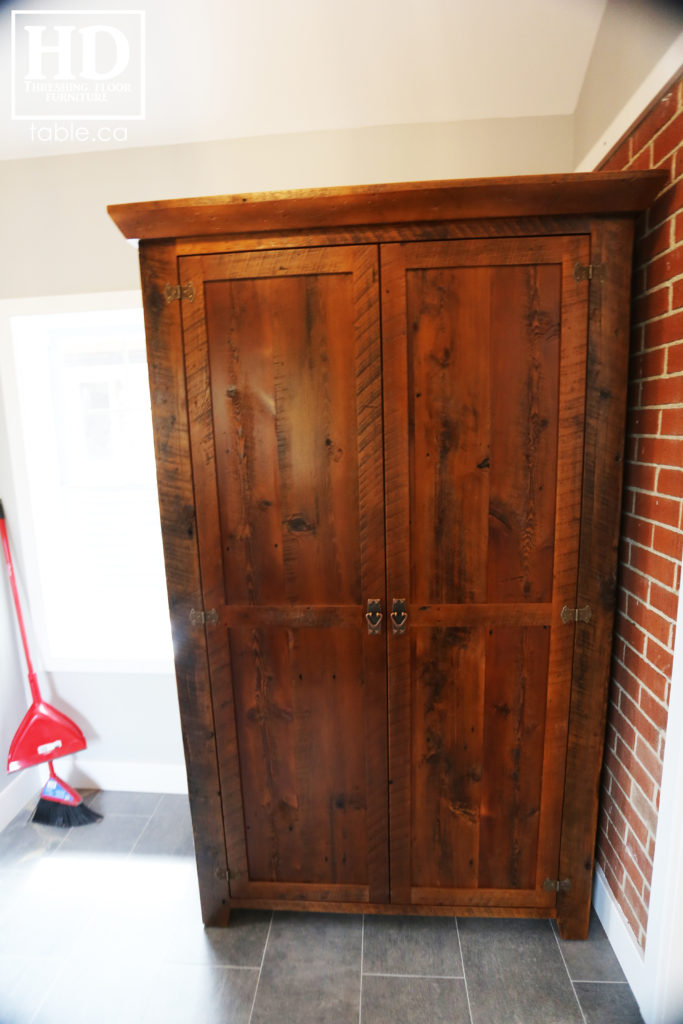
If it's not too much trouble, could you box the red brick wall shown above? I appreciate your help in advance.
[596,75,683,949]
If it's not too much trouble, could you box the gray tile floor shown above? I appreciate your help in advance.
[0,790,644,1023]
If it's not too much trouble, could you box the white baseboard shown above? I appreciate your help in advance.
[593,865,647,1010]
[0,767,42,831]
[63,757,189,794]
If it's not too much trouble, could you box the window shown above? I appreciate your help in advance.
[2,296,174,672]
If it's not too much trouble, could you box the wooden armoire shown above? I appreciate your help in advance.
[109,171,665,939]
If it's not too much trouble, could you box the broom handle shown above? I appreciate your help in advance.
[0,501,42,705]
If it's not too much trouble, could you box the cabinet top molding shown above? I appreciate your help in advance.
[108,171,667,242]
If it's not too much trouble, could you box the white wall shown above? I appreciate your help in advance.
[0,114,573,302]
[574,0,683,169]
[0,401,33,811]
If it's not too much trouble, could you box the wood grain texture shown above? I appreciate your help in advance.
[174,215,598,256]
[227,898,556,919]
[108,171,666,240]
[383,236,588,910]
[180,245,389,905]
[557,218,635,940]
[534,240,589,905]
[122,176,652,933]
[139,241,229,925]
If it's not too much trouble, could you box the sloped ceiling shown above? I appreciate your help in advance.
[1,0,608,160]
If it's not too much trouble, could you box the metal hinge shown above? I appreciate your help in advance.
[164,281,195,303]
[189,607,219,627]
[574,262,606,283]
[544,877,572,893]
[561,604,592,624]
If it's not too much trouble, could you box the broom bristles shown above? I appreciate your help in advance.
[31,764,103,827]
[32,797,102,827]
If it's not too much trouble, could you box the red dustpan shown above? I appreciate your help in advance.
[7,699,87,773]
[1,500,87,774]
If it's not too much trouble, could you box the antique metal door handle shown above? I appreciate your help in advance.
[391,598,408,635]
[366,599,382,635]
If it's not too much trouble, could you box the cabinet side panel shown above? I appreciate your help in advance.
[557,218,635,939]
[139,241,229,925]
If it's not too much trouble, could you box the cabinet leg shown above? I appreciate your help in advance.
[556,906,590,940]
[202,903,231,928]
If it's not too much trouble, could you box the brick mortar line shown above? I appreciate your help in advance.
[597,828,649,927]
[603,730,663,802]
[612,647,671,701]
[612,674,670,740]
[601,811,654,898]
[625,538,680,570]
[629,367,683,381]
[630,107,683,165]
[600,796,655,861]
[602,813,655,895]
[620,541,680,566]
[634,245,683,273]
[619,491,683,509]
[618,597,677,626]
[634,269,683,301]
[626,434,683,443]
[614,618,671,659]
[635,238,678,265]
[617,573,678,605]
[606,885,646,951]
[617,636,673,684]
[616,610,675,650]
[631,306,676,330]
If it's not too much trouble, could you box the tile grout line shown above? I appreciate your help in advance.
[359,914,364,1024]
[128,809,159,857]
[363,971,465,980]
[454,916,475,1024]
[551,921,588,1024]
[247,910,273,1024]
[571,979,632,986]
[128,793,166,856]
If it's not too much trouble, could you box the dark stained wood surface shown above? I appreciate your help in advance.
[108,171,666,240]
[139,241,229,926]
[382,236,589,909]
[228,898,556,919]
[174,214,599,256]
[117,175,654,937]
[557,217,635,940]
[179,245,389,904]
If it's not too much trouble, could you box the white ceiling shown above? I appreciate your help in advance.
[2,0,609,161]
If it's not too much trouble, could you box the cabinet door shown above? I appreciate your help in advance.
[179,246,389,905]
[382,237,589,909]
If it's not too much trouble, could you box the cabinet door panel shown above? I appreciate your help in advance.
[180,247,388,904]
[205,273,361,606]
[382,237,589,907]
[231,627,369,887]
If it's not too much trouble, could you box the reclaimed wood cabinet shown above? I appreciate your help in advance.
[109,171,665,939]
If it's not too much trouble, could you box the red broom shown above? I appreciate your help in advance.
[2,499,101,826]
